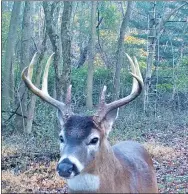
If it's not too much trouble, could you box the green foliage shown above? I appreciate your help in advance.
[175,57,188,92]
[2,11,11,52]
[93,65,113,104]
[155,56,188,93]
[71,66,87,107]
[157,83,173,92]
[182,56,188,66]
[71,65,113,106]
[99,2,121,30]
[71,64,139,107]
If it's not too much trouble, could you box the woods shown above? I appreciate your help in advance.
[2,1,188,193]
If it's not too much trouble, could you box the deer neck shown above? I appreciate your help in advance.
[88,139,121,173]
[84,139,124,192]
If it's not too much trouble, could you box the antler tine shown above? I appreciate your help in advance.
[94,54,144,124]
[125,53,138,94]
[22,53,65,111]
[66,85,72,105]
[28,52,38,80]
[22,52,39,86]
[133,56,143,83]
[42,53,55,93]
[93,86,107,123]
[100,85,107,106]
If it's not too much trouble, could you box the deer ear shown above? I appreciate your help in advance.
[102,108,119,136]
[57,110,64,126]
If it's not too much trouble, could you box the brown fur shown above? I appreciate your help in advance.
[81,139,158,193]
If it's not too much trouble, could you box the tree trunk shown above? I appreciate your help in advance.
[15,2,33,131]
[114,1,133,99]
[86,1,97,110]
[60,1,72,99]
[43,2,61,100]
[144,2,157,113]
[3,2,21,109]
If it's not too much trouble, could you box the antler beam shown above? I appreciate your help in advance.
[94,53,144,123]
[22,53,72,117]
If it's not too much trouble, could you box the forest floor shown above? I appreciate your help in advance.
[2,123,188,193]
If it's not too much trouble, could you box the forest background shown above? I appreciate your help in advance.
[1,1,188,193]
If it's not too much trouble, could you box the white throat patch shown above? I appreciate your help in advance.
[67,173,100,192]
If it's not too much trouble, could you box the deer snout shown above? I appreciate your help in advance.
[57,162,73,178]
[57,158,79,178]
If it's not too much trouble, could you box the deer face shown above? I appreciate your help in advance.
[57,108,119,179]
[57,115,101,179]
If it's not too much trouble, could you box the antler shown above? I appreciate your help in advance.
[22,53,73,118]
[94,53,144,123]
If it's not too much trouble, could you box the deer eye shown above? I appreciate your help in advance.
[89,137,99,145]
[59,135,64,143]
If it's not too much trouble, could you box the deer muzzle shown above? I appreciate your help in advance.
[57,158,79,179]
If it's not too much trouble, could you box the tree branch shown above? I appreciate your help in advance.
[157,2,188,33]
[2,110,40,126]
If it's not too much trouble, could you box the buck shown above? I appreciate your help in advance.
[22,53,158,193]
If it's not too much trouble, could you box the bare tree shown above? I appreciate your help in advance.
[86,1,97,109]
[43,2,61,99]
[61,1,72,99]
[16,2,33,131]
[114,1,133,99]
[43,2,72,101]
[3,2,21,109]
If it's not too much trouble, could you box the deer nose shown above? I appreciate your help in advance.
[57,161,74,178]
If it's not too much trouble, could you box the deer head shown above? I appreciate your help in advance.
[22,53,143,180]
